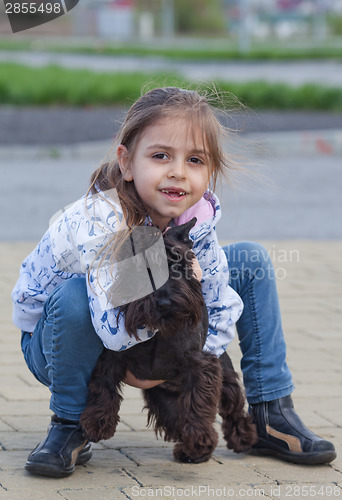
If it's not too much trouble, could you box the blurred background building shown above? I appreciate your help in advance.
[1,0,342,47]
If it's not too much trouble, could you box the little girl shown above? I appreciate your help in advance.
[12,87,336,478]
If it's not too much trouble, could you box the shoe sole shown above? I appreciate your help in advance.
[25,461,76,478]
[250,441,337,465]
[25,446,92,478]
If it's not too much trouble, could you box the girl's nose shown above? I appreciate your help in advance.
[167,159,186,179]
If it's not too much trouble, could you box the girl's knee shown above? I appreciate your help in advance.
[224,241,270,263]
[223,241,273,278]
[45,277,91,329]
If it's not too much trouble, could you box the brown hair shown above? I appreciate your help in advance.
[89,86,234,228]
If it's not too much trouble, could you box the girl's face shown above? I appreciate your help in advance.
[118,116,211,229]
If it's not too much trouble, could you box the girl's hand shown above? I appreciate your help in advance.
[124,370,165,389]
[192,256,202,281]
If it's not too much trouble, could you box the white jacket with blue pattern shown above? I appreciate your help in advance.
[12,189,243,357]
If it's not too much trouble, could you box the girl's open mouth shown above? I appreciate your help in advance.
[160,189,187,201]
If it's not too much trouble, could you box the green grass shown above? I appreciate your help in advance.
[1,63,342,111]
[0,37,342,60]
[216,81,342,112]
[0,63,188,106]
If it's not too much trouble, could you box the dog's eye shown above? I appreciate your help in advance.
[183,237,193,248]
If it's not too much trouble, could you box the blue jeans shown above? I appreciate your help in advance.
[21,242,294,420]
[224,242,294,404]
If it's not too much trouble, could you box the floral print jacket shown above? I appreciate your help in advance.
[12,189,243,357]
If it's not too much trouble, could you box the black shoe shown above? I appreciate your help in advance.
[25,415,92,477]
[249,395,336,465]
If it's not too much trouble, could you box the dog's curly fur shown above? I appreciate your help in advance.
[80,218,257,463]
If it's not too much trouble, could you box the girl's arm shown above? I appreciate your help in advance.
[192,255,203,281]
[12,229,78,333]
[175,192,242,356]
[12,190,124,336]
[194,232,243,358]
[124,371,164,388]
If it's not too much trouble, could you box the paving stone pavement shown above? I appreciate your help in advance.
[0,240,341,500]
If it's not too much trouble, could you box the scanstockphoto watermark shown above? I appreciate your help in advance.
[130,485,265,498]
[130,484,342,498]
[3,0,79,33]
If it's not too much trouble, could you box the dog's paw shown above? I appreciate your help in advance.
[222,415,258,453]
[80,415,118,443]
[82,426,114,443]
[173,443,212,463]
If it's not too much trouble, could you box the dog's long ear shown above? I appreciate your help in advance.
[169,217,197,245]
[184,217,197,233]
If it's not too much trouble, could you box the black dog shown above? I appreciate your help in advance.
[80,218,257,463]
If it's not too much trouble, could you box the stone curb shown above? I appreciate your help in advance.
[0,140,112,162]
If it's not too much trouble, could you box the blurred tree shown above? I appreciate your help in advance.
[174,0,226,35]
[135,0,225,36]
[136,0,160,10]
[327,13,342,35]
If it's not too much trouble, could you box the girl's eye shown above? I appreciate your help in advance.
[152,153,168,160]
[188,156,204,165]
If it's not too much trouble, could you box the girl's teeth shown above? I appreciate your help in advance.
[161,190,186,196]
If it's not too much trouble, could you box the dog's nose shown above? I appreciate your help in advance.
[156,297,171,310]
